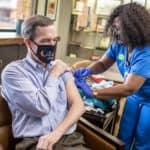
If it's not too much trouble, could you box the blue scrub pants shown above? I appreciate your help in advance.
[118,97,150,150]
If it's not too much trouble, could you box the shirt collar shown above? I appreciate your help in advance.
[25,54,53,70]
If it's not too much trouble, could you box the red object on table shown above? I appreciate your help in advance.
[90,75,105,83]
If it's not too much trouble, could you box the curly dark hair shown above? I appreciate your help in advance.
[105,3,150,48]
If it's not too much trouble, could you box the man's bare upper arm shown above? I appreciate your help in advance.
[65,74,83,105]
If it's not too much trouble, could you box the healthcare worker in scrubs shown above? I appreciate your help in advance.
[74,3,150,150]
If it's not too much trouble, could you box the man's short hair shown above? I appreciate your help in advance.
[21,15,54,40]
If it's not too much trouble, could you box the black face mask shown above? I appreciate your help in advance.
[114,33,121,41]
[31,41,56,64]
[111,27,121,42]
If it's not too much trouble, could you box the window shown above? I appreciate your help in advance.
[0,0,35,31]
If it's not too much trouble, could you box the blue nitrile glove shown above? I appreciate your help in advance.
[74,68,92,79]
[75,77,92,97]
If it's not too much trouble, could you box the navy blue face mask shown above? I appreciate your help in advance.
[31,41,56,64]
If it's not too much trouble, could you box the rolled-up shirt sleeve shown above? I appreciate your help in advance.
[61,71,73,84]
[1,65,60,117]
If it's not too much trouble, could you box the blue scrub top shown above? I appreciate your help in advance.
[106,42,150,100]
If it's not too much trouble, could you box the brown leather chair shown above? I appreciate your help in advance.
[78,117,125,150]
[0,87,14,150]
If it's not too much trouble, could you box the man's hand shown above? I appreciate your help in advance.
[50,60,69,78]
[36,130,63,150]
[74,68,92,79]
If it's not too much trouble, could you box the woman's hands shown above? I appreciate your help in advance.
[74,68,92,78]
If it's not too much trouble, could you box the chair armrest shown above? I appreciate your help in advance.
[77,117,125,150]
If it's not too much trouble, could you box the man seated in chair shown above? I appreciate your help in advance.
[1,15,88,150]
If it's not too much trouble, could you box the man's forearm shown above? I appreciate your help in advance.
[52,101,85,135]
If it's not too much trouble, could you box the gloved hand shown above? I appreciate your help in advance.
[74,68,92,79]
[75,77,92,97]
